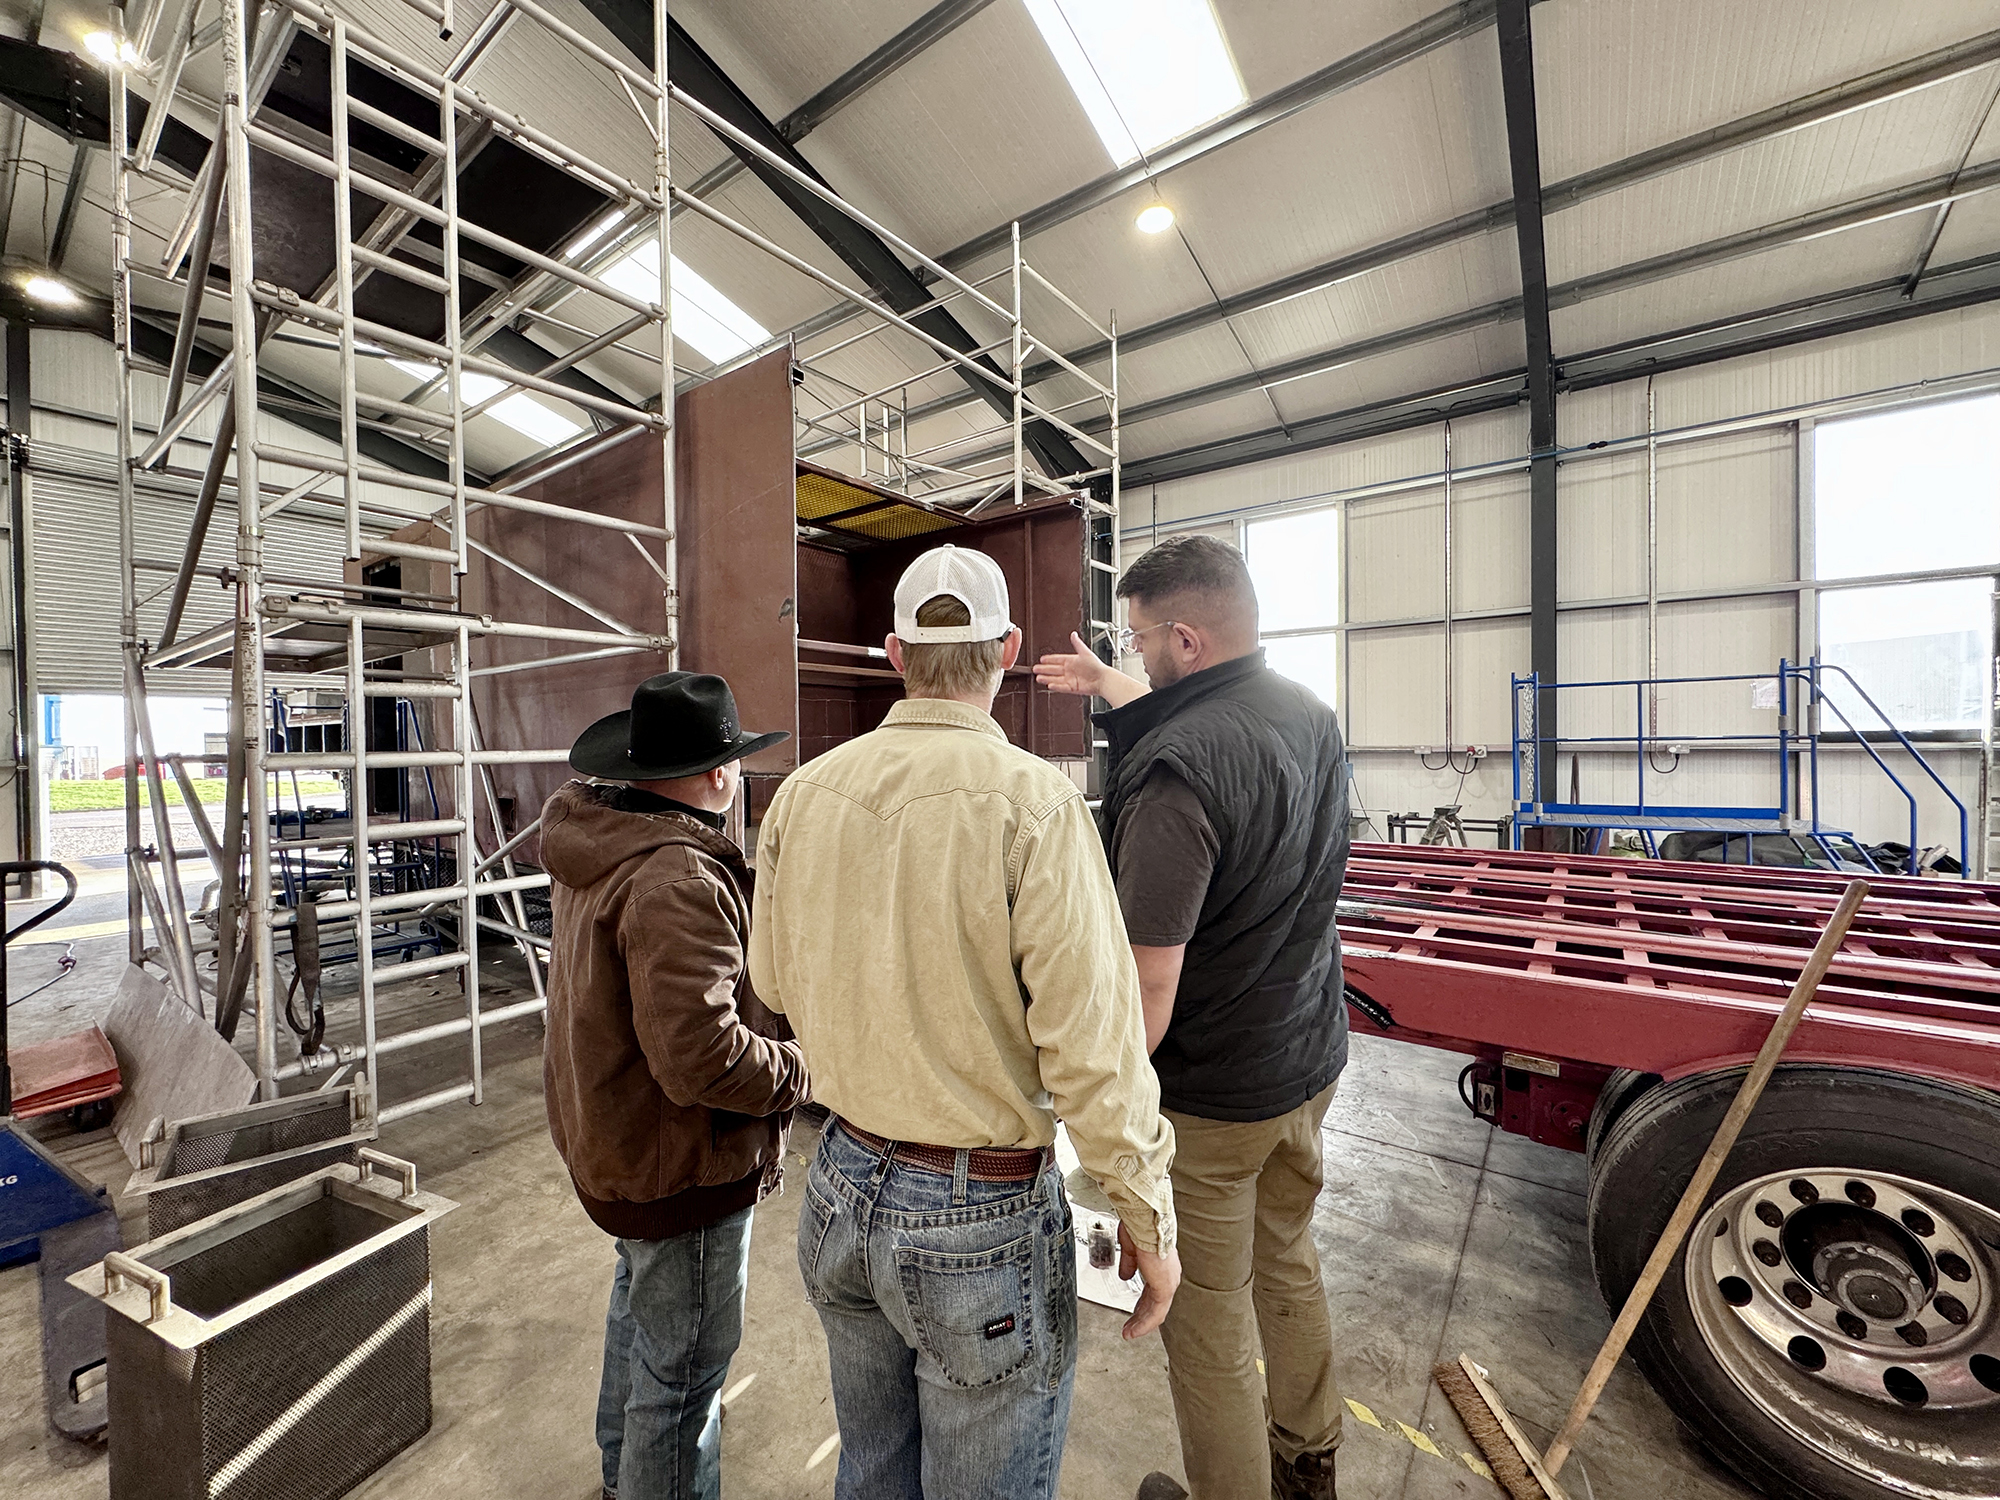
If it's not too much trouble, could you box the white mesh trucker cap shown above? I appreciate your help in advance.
[893,545,1013,643]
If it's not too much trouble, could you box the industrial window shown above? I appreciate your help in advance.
[1247,509,1339,710]
[1023,0,1245,168]
[1812,394,1999,733]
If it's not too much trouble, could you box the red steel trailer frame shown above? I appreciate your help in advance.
[1337,843,2000,1149]
[1335,843,2000,1500]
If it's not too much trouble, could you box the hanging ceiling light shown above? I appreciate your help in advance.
[1136,203,1175,234]
[82,31,142,66]
[23,275,78,306]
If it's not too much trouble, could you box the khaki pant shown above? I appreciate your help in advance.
[1159,1083,1343,1500]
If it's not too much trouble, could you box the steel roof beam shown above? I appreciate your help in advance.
[1119,251,2000,487]
[468,2,992,400]
[0,34,212,177]
[735,0,1528,369]
[578,0,1093,479]
[1495,0,1558,800]
[851,25,2000,441]
[899,152,2000,453]
[680,0,998,202]
[934,0,1519,272]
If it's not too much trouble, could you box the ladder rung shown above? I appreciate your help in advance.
[345,96,444,155]
[355,392,452,426]
[365,536,460,565]
[351,243,452,295]
[364,818,465,842]
[362,681,462,698]
[267,749,459,770]
[276,884,469,923]
[383,950,473,982]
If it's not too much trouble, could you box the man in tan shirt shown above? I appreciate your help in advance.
[750,544,1179,1500]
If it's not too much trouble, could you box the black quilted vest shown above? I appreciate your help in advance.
[1096,651,1351,1121]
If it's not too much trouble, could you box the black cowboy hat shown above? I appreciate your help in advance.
[569,672,788,781]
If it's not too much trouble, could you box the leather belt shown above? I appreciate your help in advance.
[835,1119,1050,1183]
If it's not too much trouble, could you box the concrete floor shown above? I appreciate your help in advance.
[1,908,1764,1500]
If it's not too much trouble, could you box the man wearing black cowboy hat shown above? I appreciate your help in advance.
[541,671,811,1500]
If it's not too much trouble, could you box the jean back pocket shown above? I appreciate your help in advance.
[895,1233,1037,1390]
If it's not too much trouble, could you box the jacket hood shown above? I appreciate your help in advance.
[541,780,730,888]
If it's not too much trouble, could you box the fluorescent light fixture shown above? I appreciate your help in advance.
[1136,203,1175,234]
[385,359,583,447]
[601,244,770,364]
[1022,0,1244,167]
[83,31,142,65]
[565,210,625,261]
[23,274,78,306]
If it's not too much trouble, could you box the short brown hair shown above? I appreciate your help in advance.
[900,595,1007,698]
[1116,534,1258,630]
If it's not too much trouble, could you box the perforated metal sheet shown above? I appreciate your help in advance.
[147,1140,365,1237]
[164,1095,352,1177]
[102,1189,437,1500]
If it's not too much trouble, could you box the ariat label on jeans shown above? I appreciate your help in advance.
[983,1316,1016,1340]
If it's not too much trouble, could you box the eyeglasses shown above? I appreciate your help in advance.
[1112,620,1178,655]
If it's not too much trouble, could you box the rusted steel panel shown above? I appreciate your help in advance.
[675,348,799,777]
[464,431,670,855]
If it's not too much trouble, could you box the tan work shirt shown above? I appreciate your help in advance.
[749,697,1176,1254]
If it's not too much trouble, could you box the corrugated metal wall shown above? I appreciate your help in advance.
[25,330,394,697]
[1131,303,2000,853]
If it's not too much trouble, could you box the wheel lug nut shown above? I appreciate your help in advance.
[1783,1280,1814,1309]
[1901,1208,1936,1238]
[1937,1252,1973,1284]
[1935,1293,1969,1326]
[1789,1179,1820,1205]
[1845,1180,1877,1208]
[1754,1240,1783,1267]
[1836,1311,1868,1340]
[1896,1322,1928,1347]
[1755,1201,1784,1228]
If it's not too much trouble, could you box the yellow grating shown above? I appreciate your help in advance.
[796,469,867,521]
[796,471,960,541]
[833,505,958,540]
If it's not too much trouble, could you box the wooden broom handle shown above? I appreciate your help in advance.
[1542,878,1870,1477]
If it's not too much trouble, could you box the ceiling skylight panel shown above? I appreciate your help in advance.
[600,243,772,365]
[385,360,584,447]
[1022,0,1244,167]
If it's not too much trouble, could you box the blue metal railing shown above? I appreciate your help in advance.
[1510,660,1970,875]
[1785,659,1970,876]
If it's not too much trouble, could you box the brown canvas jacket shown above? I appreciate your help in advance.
[541,780,809,1229]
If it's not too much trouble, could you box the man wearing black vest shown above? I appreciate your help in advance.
[1036,535,1351,1500]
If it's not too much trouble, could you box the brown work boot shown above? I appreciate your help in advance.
[1136,1475,1189,1500]
[1272,1448,1336,1500]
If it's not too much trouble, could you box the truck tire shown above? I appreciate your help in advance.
[1589,1066,2000,1500]
[1585,1067,1658,1165]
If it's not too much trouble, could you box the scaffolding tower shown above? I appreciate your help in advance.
[109,0,1122,1126]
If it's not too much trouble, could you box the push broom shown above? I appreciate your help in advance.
[1433,878,1870,1500]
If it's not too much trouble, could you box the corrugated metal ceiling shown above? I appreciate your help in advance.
[7,0,1999,484]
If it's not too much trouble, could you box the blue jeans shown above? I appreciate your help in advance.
[595,1208,755,1500]
[798,1122,1078,1500]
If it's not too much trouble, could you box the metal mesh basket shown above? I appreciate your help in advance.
[74,1153,454,1500]
[127,1089,374,1238]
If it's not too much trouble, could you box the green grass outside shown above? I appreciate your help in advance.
[47,776,345,813]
